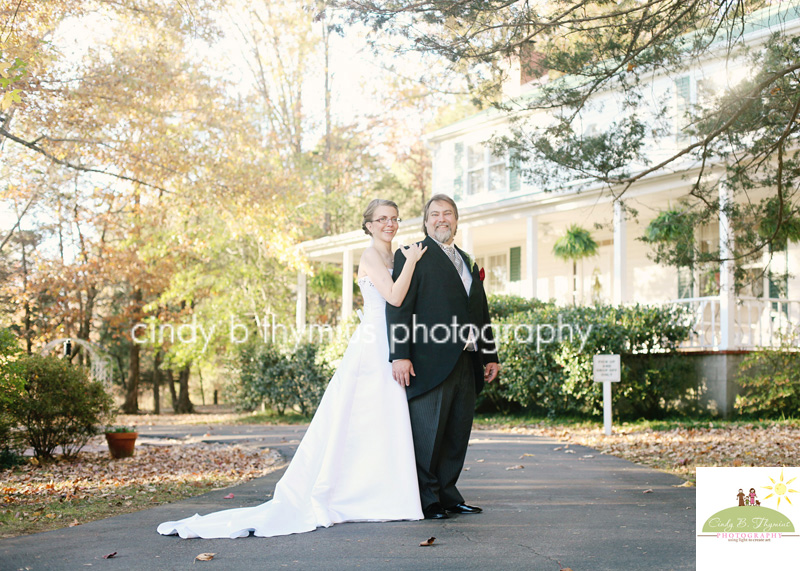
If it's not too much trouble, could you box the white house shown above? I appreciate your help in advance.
[298,3,800,416]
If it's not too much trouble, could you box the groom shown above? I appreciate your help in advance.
[387,194,500,520]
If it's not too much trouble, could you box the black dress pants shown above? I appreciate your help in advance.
[407,351,476,510]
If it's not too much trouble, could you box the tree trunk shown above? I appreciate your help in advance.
[572,260,578,306]
[122,340,140,413]
[197,365,205,406]
[152,349,162,415]
[322,17,332,235]
[123,287,143,413]
[175,363,195,414]
[165,369,178,412]
[78,284,97,344]
[19,235,33,354]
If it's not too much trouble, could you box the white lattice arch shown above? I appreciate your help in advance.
[41,338,114,386]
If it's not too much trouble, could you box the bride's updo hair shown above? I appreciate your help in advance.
[362,198,399,236]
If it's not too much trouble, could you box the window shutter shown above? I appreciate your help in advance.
[509,247,521,282]
[453,142,464,200]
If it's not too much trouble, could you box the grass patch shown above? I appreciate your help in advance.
[474,413,599,430]
[473,412,800,432]
[231,409,312,425]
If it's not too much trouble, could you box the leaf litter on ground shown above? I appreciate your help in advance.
[486,422,800,483]
[0,438,282,537]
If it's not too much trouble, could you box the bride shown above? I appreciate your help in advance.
[157,199,427,539]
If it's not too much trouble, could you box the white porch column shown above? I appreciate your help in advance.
[719,179,736,349]
[296,271,307,333]
[459,225,473,255]
[526,215,538,299]
[613,200,627,304]
[341,249,354,323]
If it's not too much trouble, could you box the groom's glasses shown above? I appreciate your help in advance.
[371,217,401,225]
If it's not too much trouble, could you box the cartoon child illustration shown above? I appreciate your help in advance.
[737,489,746,507]
[749,488,757,506]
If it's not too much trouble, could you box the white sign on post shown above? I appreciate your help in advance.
[593,354,620,436]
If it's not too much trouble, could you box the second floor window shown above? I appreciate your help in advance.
[467,143,507,195]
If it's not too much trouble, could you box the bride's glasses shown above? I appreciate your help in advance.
[371,217,401,225]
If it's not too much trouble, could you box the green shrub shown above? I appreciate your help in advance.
[735,338,800,418]
[0,328,25,465]
[229,341,332,417]
[492,300,696,418]
[315,312,360,368]
[490,303,571,417]
[488,294,551,320]
[6,353,115,460]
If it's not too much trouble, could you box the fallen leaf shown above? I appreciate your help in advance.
[520,453,535,458]
[733,459,743,467]
[223,493,234,499]
[643,489,653,494]
[195,553,215,561]
[561,568,574,571]
[506,465,524,470]
[673,481,694,487]
[419,537,436,547]
[553,447,563,451]
[102,552,117,559]
[476,459,484,463]
[69,519,80,527]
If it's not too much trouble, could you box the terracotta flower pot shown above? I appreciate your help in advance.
[104,432,138,459]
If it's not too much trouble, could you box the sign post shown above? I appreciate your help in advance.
[593,354,621,436]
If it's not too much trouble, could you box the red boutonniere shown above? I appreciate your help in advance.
[479,267,486,281]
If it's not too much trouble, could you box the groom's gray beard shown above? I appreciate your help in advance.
[432,225,455,243]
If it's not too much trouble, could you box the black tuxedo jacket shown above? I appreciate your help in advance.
[386,236,499,399]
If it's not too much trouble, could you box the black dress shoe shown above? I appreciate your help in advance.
[444,503,483,514]
[423,504,450,519]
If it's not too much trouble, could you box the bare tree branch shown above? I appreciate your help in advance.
[0,126,173,194]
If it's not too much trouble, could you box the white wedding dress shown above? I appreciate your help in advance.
[157,272,423,538]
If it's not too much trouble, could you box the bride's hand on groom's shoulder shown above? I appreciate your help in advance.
[399,243,427,263]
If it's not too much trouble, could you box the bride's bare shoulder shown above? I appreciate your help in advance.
[360,247,380,265]
[358,246,380,277]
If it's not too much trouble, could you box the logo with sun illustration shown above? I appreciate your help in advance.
[700,468,798,534]
[761,469,798,510]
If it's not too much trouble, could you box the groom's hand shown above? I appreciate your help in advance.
[484,362,500,383]
[392,359,415,387]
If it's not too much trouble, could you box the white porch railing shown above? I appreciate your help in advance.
[669,296,800,350]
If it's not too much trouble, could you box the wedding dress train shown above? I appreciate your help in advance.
[157,273,422,538]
